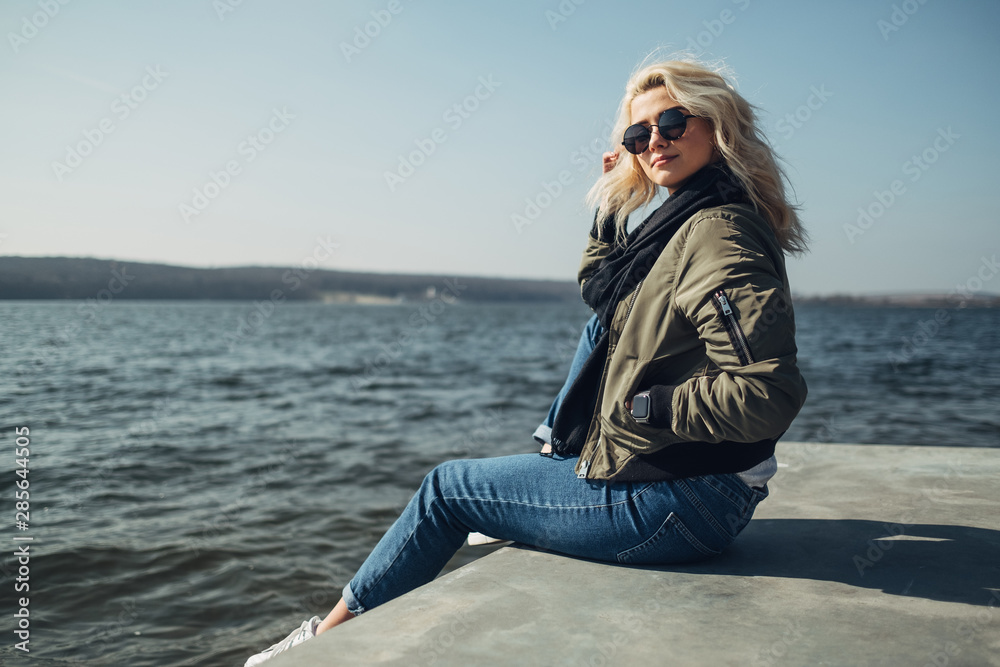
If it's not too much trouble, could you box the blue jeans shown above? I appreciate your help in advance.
[343,315,769,615]
[532,313,606,447]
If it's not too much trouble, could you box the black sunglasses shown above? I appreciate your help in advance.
[622,108,699,155]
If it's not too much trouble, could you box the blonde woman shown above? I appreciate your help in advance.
[245,58,808,665]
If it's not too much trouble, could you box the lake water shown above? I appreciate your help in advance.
[0,300,997,666]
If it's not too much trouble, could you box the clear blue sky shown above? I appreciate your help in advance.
[2,0,998,296]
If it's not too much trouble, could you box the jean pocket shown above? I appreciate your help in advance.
[616,512,723,566]
[697,474,754,514]
[720,480,768,539]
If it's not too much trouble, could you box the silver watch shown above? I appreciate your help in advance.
[631,390,651,424]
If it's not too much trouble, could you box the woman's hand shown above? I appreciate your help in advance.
[602,151,619,174]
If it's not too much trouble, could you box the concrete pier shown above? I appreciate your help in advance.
[267,442,1000,666]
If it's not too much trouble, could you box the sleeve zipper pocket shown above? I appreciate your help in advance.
[711,290,755,366]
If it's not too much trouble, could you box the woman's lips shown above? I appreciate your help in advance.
[651,155,676,167]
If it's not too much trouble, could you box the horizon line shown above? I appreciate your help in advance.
[2,254,997,300]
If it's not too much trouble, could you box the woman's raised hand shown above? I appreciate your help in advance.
[602,151,619,174]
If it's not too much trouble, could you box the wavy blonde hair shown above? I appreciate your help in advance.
[588,58,807,254]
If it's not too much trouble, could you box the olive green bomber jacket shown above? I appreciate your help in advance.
[573,203,808,481]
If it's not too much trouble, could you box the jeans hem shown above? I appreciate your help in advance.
[342,582,366,616]
[532,424,552,446]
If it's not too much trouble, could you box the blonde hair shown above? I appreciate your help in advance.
[588,57,808,254]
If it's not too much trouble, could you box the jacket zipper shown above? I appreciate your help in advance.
[711,290,755,366]
[578,280,644,480]
[622,279,643,323]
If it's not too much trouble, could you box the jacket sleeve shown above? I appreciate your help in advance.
[578,236,610,292]
[667,214,808,443]
[577,211,620,291]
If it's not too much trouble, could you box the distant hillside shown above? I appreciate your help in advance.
[0,257,996,307]
[793,292,1000,308]
[0,256,580,302]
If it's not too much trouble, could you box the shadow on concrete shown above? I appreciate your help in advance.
[659,519,1000,607]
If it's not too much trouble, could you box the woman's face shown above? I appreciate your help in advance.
[629,87,718,194]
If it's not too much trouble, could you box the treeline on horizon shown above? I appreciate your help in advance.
[0,256,579,302]
[0,257,997,307]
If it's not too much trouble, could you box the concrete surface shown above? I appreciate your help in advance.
[267,442,1000,666]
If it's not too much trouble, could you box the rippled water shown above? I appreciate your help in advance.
[0,300,996,666]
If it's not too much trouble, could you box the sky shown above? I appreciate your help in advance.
[1,0,998,297]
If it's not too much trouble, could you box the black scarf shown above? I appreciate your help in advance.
[550,163,750,457]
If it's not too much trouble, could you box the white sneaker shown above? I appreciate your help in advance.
[245,616,321,666]
[467,532,510,546]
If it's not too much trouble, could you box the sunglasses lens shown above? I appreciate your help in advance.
[622,124,650,154]
[658,109,688,140]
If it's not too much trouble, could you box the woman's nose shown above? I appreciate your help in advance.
[647,125,670,153]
